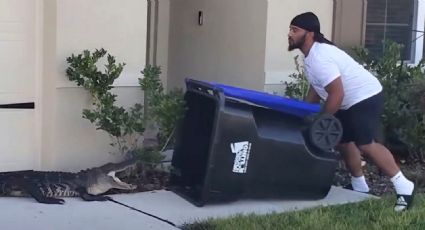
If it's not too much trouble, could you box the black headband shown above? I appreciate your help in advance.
[290,12,321,33]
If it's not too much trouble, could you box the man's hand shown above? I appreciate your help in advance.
[303,113,320,125]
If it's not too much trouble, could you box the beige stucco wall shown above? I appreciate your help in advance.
[264,0,334,87]
[41,0,147,171]
[0,0,42,171]
[166,0,333,92]
[157,0,170,87]
[167,0,268,91]
[332,0,366,53]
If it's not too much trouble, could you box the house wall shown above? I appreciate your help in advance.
[332,0,424,64]
[0,0,41,171]
[41,0,147,171]
[156,0,171,87]
[166,0,333,93]
[332,0,366,52]
[1,0,337,171]
[167,0,268,91]
[264,0,335,94]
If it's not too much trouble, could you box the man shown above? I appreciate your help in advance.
[287,12,414,212]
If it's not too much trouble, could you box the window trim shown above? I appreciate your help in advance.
[413,0,425,64]
[364,0,425,64]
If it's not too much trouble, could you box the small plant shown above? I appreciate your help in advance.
[139,65,186,148]
[66,49,145,156]
[353,40,425,161]
[398,77,425,160]
[66,49,186,166]
[283,55,309,100]
[411,79,425,112]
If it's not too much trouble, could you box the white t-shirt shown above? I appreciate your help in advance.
[303,42,382,110]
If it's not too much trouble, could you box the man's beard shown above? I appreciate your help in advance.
[288,33,306,51]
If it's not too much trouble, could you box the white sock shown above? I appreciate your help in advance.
[391,171,414,195]
[351,175,370,193]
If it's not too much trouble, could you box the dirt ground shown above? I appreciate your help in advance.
[109,158,425,197]
[333,159,425,196]
[106,162,170,195]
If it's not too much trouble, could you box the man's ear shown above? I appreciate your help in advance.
[307,31,315,40]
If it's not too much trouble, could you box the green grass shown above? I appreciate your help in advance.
[182,194,425,230]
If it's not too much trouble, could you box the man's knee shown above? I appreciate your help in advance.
[337,142,355,152]
[357,141,376,155]
[337,142,348,150]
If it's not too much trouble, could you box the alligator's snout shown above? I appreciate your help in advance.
[107,171,137,190]
[87,159,139,195]
[105,159,138,190]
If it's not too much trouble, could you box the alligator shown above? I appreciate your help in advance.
[0,158,138,204]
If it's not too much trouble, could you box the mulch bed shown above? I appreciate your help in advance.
[106,162,170,195]
[333,159,425,196]
[108,159,425,197]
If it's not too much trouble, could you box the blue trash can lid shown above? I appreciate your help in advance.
[209,82,320,118]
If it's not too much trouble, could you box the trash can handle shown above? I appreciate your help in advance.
[185,78,223,97]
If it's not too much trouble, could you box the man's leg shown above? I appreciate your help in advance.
[339,142,363,177]
[341,92,414,211]
[338,142,369,193]
[359,141,414,211]
[358,141,399,176]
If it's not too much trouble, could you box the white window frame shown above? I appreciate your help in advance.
[365,0,425,64]
[413,0,425,64]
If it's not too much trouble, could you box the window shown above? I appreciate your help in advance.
[365,0,416,60]
[332,0,424,62]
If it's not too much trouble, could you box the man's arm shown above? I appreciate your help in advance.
[322,77,344,115]
[305,85,321,103]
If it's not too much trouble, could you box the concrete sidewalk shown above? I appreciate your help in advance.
[0,186,376,230]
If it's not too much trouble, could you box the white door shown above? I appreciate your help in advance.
[0,0,38,171]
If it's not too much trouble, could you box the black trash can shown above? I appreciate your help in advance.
[170,78,341,207]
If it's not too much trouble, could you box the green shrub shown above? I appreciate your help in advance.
[66,49,186,165]
[398,77,425,160]
[139,65,186,149]
[66,49,145,155]
[283,55,309,100]
[353,40,425,160]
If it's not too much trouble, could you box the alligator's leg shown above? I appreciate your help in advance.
[76,187,110,202]
[19,180,65,204]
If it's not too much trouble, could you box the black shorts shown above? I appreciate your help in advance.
[334,92,383,146]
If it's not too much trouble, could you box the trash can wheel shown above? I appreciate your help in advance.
[309,114,342,150]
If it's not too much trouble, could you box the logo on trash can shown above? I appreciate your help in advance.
[230,141,252,173]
